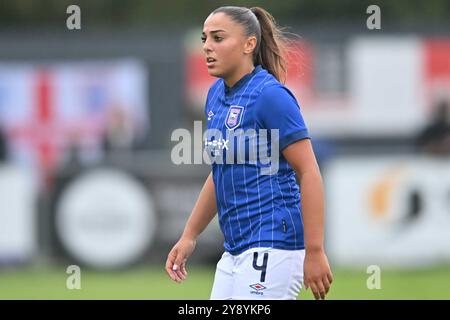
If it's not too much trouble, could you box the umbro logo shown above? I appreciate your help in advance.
[207,110,214,120]
[249,283,266,291]
[249,283,266,296]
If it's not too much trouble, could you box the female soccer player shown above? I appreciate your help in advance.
[165,6,333,300]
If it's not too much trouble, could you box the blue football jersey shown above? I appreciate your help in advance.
[204,64,310,255]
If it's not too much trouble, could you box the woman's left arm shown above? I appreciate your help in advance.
[282,138,333,300]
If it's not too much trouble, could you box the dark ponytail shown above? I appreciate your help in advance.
[212,6,289,83]
[250,7,288,84]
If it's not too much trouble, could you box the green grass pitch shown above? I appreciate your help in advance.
[0,265,449,299]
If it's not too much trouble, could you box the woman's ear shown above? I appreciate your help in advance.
[244,36,257,55]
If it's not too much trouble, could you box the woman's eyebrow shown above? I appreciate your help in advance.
[202,29,226,35]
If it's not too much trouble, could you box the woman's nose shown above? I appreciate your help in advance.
[203,39,212,53]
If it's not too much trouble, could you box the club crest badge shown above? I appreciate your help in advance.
[225,106,244,130]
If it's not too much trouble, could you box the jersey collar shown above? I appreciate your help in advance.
[224,64,262,96]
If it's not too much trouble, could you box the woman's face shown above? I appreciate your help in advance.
[202,12,253,80]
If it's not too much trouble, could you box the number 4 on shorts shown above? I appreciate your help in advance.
[252,252,269,282]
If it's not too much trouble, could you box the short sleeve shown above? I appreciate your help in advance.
[255,85,310,151]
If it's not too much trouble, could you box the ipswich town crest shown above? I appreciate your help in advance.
[225,106,244,130]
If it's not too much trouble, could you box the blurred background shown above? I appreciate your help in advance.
[0,0,449,299]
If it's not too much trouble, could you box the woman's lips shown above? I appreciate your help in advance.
[206,57,216,67]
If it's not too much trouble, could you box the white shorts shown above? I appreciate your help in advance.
[210,247,305,300]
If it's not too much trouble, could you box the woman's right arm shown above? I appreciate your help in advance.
[165,172,217,283]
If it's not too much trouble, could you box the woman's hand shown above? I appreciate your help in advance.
[303,248,333,300]
[165,237,197,283]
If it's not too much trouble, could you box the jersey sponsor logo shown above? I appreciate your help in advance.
[225,105,244,130]
[204,138,229,156]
